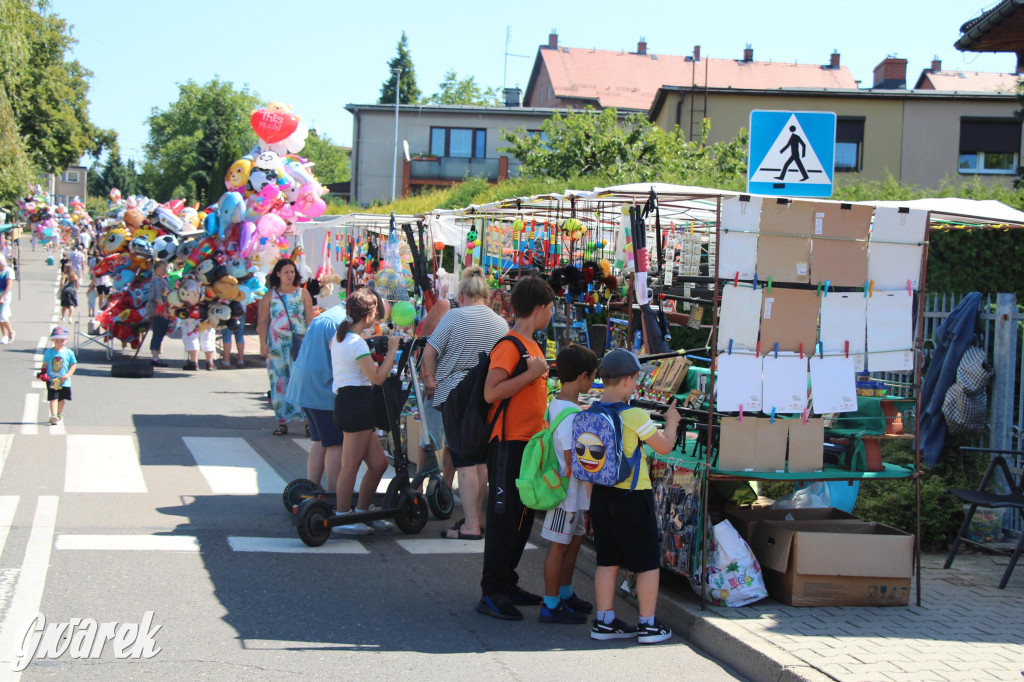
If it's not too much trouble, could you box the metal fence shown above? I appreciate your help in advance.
[879,292,1023,533]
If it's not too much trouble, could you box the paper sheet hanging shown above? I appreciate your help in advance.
[717,196,762,279]
[819,293,867,371]
[717,285,762,352]
[866,291,915,371]
[761,353,808,414]
[809,355,858,414]
[715,353,763,412]
[868,207,927,291]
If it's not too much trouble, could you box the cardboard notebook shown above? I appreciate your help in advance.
[718,417,789,473]
[809,203,873,287]
[759,288,820,355]
[756,199,815,284]
[788,418,825,472]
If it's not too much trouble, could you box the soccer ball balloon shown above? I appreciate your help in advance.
[153,235,179,261]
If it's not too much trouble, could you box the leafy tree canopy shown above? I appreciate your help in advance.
[141,78,259,206]
[378,31,420,105]
[425,70,500,106]
[301,132,350,185]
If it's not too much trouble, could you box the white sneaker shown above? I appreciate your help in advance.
[332,512,374,536]
[362,506,393,532]
[48,416,58,425]
[8,332,14,343]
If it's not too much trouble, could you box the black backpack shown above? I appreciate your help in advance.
[442,335,529,464]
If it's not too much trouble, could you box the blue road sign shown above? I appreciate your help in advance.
[748,110,836,198]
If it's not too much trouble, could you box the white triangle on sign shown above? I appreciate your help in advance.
[750,114,830,185]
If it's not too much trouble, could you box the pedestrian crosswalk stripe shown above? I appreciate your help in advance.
[182,436,286,495]
[396,539,538,554]
[20,393,39,436]
[0,497,20,561]
[227,536,369,554]
[65,435,148,493]
[55,534,200,551]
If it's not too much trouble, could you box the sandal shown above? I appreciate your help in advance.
[441,519,482,540]
[273,424,288,436]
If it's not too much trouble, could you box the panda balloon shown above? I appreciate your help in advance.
[153,235,179,261]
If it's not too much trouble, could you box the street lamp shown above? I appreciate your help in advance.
[391,66,402,202]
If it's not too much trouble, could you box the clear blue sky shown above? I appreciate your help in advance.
[54,0,1017,165]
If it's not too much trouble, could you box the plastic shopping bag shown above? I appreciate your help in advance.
[704,519,768,607]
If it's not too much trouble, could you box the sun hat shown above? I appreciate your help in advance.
[50,326,69,339]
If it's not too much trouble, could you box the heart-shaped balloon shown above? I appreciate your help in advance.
[251,109,299,144]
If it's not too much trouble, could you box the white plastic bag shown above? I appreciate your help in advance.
[705,519,768,607]
[772,481,831,509]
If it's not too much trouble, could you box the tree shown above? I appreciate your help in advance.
[141,78,259,206]
[95,144,140,198]
[378,31,420,105]
[301,132,350,185]
[0,0,110,204]
[424,70,500,106]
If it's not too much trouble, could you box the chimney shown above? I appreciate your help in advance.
[693,45,701,61]
[637,37,647,56]
[830,51,840,69]
[743,44,753,62]
[503,87,522,107]
[548,30,558,49]
[872,56,908,89]
[931,57,941,72]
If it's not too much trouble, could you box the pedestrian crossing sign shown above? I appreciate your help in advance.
[748,110,836,198]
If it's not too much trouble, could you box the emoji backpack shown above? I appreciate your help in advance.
[570,402,642,489]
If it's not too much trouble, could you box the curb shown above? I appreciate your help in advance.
[570,539,831,682]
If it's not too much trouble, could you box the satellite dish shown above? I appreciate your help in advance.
[403,140,411,162]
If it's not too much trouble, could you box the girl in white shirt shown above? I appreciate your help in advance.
[330,288,400,532]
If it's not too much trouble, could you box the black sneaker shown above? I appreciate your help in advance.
[562,593,594,614]
[476,594,523,621]
[538,602,587,624]
[506,585,542,606]
[590,617,637,641]
[183,362,198,371]
[151,359,168,367]
[637,619,672,644]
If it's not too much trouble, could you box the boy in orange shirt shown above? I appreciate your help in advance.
[476,276,556,621]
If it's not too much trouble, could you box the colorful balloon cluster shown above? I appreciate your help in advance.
[15,185,91,247]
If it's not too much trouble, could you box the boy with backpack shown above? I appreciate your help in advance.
[575,349,680,644]
[536,344,599,624]
[476,276,556,621]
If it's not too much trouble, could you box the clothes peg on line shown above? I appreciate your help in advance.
[907,279,913,296]
[802,407,809,424]
[816,282,822,297]
[770,407,776,424]
[734,272,739,287]
[818,342,824,359]
[824,280,830,297]
[767,277,773,292]
[728,339,733,355]
[845,340,850,359]
[869,280,875,297]
[752,274,757,290]
[738,405,743,422]
[774,343,779,359]
[799,343,803,359]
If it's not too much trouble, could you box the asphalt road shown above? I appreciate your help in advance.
[0,246,742,680]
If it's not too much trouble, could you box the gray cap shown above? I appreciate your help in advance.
[600,348,642,378]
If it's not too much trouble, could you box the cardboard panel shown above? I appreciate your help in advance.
[753,418,788,472]
[756,200,815,284]
[718,417,757,471]
[809,203,873,287]
[724,506,860,542]
[787,418,824,472]
[759,288,820,355]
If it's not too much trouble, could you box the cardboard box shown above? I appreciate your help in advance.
[750,520,914,606]
[724,506,860,543]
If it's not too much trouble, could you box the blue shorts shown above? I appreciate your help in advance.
[221,326,245,344]
[304,407,344,448]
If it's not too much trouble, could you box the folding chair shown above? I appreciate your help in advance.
[943,447,1024,589]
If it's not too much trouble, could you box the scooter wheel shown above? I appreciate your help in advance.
[297,499,332,547]
[383,476,404,510]
[394,492,429,534]
[426,478,454,520]
[282,478,319,512]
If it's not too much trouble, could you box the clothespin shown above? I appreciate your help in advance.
[799,343,803,359]
[818,342,824,360]
[824,280,830,297]
[728,339,733,355]
[767,277,773,292]
[802,407,809,424]
[770,407,776,424]
[868,280,875,297]
[752,274,757,290]
[845,340,849,359]
[756,341,761,357]
[816,282,822,297]
[738,405,743,422]
[864,281,870,298]
[907,279,913,296]
[774,343,779,359]
[734,272,739,287]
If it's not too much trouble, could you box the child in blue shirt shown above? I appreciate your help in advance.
[40,326,77,425]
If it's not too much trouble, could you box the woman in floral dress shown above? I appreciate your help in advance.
[257,258,313,435]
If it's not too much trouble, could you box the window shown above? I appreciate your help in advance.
[428,127,486,158]
[61,170,80,183]
[835,117,864,172]
[958,118,1020,175]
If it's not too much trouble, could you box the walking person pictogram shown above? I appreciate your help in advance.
[776,126,809,181]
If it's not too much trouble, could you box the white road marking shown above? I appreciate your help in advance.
[0,497,20,566]
[227,536,369,554]
[0,496,59,674]
[55,534,200,552]
[355,463,395,495]
[396,539,538,554]
[0,436,11,482]
[65,435,147,493]
[32,337,47,365]
[182,436,286,494]
[19,394,39,436]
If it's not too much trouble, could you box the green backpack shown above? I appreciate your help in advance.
[516,406,580,511]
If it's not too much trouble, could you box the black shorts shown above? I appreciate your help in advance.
[47,386,72,402]
[333,386,375,433]
[96,285,111,296]
[305,407,345,447]
[590,486,660,572]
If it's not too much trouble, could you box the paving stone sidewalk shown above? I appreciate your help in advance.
[693,551,1024,681]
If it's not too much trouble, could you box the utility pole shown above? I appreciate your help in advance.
[391,67,402,202]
